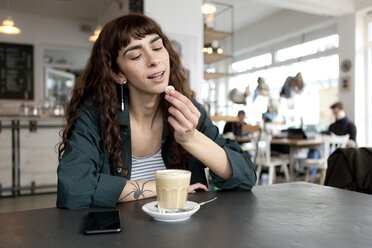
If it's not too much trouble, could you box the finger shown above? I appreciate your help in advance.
[188,183,209,193]
[166,96,199,126]
[188,184,200,193]
[187,185,195,193]
[171,90,200,117]
[168,107,194,130]
[167,90,200,117]
[165,94,194,121]
[196,183,209,192]
[168,116,185,133]
[188,187,196,193]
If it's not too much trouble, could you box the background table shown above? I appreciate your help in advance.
[1,182,371,248]
[271,139,324,180]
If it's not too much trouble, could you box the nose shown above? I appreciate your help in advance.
[150,60,160,67]
[149,58,160,67]
[147,51,160,67]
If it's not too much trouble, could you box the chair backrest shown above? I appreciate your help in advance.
[242,124,260,133]
[322,134,350,160]
[242,125,262,165]
[256,132,272,163]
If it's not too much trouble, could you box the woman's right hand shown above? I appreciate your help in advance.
[188,183,209,193]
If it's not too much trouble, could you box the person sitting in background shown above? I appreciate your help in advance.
[263,98,285,125]
[328,102,357,147]
[223,110,246,138]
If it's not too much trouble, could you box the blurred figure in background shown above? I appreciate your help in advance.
[263,98,285,125]
[328,102,357,147]
[223,110,246,139]
[251,77,269,125]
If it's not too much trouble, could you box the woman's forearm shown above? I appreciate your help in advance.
[117,179,209,203]
[117,180,157,202]
[180,130,232,180]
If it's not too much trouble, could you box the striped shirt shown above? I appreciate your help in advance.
[130,149,166,181]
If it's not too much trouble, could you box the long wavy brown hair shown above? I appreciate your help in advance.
[58,14,192,178]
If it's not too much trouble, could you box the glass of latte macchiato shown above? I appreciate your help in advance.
[155,169,191,212]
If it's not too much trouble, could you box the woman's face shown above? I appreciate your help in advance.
[116,34,170,95]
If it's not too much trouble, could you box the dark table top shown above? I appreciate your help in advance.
[1,182,372,248]
[271,138,324,146]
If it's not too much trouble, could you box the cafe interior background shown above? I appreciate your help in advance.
[0,0,371,208]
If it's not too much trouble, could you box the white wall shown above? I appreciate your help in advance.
[144,0,203,97]
[337,14,357,122]
[356,0,372,9]
[338,10,371,147]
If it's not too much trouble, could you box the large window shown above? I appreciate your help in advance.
[232,53,272,73]
[276,35,339,62]
[225,34,339,128]
[229,55,338,126]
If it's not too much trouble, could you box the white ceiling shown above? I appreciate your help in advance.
[0,0,371,31]
[213,0,372,31]
[0,0,283,31]
[210,0,282,31]
[0,0,114,22]
[258,0,355,16]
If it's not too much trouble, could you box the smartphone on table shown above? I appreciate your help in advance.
[84,210,122,235]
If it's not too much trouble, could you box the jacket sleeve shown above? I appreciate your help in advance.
[57,105,126,209]
[195,102,257,190]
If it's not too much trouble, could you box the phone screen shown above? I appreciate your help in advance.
[84,211,122,235]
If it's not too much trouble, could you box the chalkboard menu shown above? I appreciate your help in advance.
[0,42,33,99]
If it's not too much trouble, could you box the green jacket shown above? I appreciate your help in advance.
[57,87,257,210]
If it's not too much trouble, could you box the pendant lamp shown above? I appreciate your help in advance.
[89,25,102,42]
[0,17,21,34]
[0,0,21,35]
[201,2,216,15]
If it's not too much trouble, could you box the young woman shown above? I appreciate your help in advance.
[57,14,256,210]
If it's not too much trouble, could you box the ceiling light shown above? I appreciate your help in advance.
[201,3,216,15]
[0,16,21,35]
[89,26,102,42]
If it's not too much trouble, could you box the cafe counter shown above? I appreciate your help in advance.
[0,115,66,196]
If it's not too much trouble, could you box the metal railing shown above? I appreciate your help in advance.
[0,119,65,197]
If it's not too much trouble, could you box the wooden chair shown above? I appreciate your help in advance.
[255,133,290,185]
[241,124,261,133]
[303,134,349,185]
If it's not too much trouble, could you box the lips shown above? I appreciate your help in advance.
[147,70,165,79]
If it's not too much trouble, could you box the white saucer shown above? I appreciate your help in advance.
[142,201,200,222]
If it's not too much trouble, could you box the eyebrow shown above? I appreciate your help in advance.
[123,36,162,56]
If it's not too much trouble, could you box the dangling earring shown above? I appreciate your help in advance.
[120,80,126,112]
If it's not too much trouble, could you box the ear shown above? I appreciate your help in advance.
[112,72,127,85]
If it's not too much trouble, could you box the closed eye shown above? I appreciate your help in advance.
[154,47,163,51]
[131,54,142,60]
